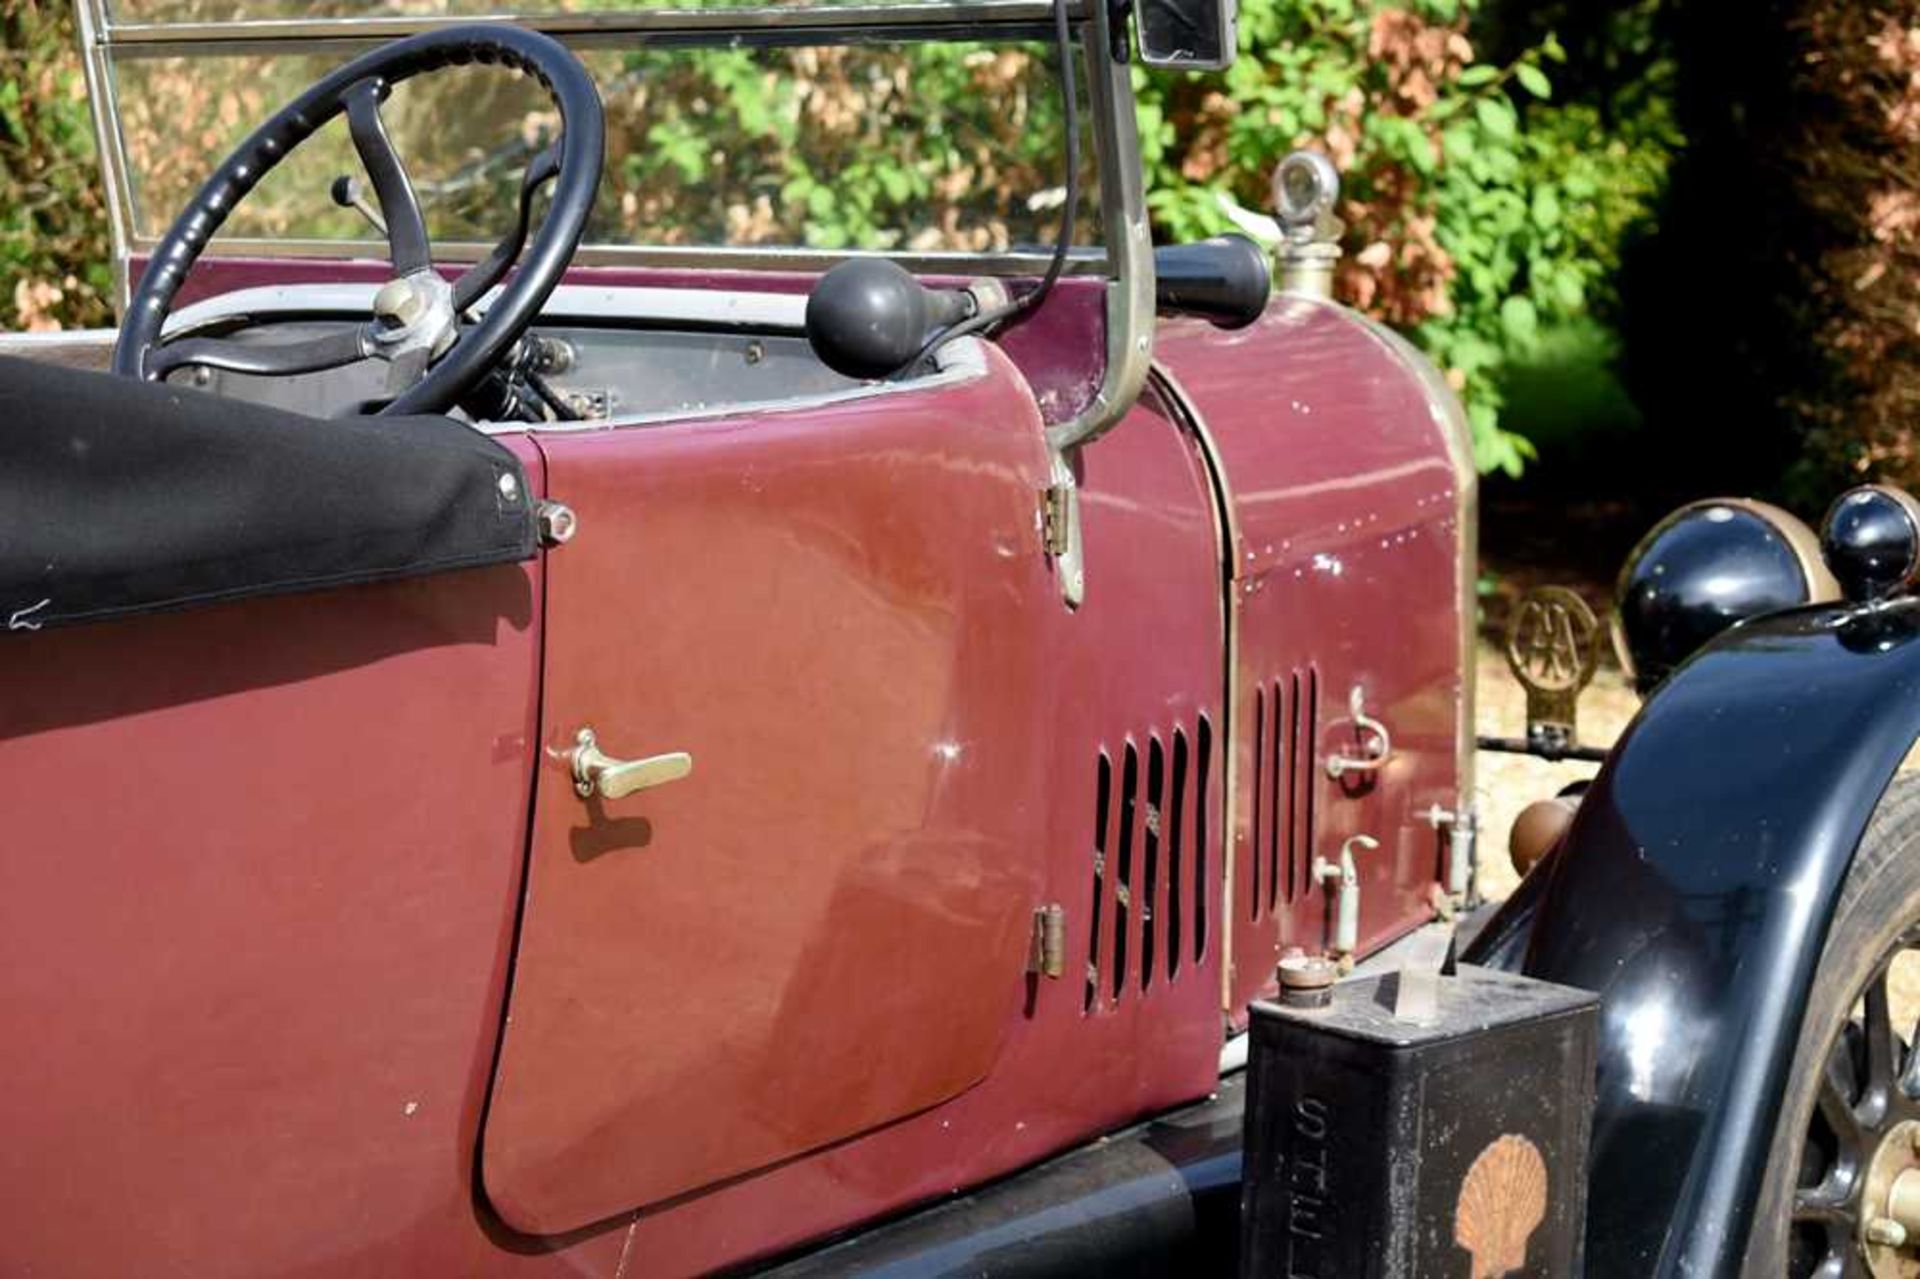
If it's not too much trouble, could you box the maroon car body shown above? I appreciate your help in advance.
[0,9,1474,1275]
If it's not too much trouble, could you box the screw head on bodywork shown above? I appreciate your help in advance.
[498,472,521,502]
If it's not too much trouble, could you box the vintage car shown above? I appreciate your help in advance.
[7,0,1920,1274]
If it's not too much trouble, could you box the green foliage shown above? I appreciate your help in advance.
[579,42,1093,253]
[1,0,1680,487]
[1134,0,1679,477]
[0,0,110,330]
[1422,87,1680,475]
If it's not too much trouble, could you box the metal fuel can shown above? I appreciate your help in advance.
[1240,964,1598,1278]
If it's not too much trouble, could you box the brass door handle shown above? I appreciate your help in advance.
[567,727,693,801]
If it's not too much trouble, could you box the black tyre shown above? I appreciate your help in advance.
[1750,776,1920,1277]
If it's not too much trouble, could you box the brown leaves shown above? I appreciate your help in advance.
[1177,91,1236,183]
[12,277,66,332]
[1367,9,1473,114]
[1868,188,1920,244]
[1280,8,1465,332]
[1785,7,1920,485]
[1877,18,1920,144]
[1337,197,1455,328]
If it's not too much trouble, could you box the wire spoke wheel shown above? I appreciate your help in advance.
[1788,924,1920,1278]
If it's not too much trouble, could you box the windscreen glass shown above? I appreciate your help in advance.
[111,39,1099,253]
[110,0,1007,19]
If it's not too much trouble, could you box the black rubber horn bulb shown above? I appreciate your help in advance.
[805,259,972,380]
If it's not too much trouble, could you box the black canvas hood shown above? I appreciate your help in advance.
[0,354,536,633]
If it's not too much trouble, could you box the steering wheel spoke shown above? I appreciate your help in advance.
[382,345,435,397]
[345,78,432,277]
[147,325,373,380]
[452,145,562,314]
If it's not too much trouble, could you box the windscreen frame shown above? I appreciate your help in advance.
[71,0,1154,448]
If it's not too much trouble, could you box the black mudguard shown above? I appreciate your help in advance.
[1464,598,1920,1276]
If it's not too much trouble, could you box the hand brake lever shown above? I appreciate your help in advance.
[452,146,563,314]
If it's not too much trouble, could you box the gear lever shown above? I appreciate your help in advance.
[329,175,388,237]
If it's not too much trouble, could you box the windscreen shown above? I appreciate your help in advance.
[110,37,1099,255]
[110,0,1016,19]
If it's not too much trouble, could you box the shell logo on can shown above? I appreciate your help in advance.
[1454,1133,1549,1279]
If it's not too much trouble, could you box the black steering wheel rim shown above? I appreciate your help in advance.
[112,23,604,417]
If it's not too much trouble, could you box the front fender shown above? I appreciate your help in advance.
[1465,598,1920,1276]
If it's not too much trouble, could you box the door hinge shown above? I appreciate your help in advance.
[1041,452,1085,608]
[1027,903,1067,979]
[1041,483,1073,556]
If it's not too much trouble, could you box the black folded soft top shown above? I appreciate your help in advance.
[0,354,537,633]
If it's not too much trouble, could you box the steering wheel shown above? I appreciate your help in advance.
[111,24,604,417]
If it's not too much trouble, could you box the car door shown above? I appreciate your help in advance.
[480,341,1060,1235]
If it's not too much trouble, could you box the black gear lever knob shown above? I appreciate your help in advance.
[805,259,975,380]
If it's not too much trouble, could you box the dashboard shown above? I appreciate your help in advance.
[157,283,876,425]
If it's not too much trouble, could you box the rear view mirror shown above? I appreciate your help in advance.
[1135,0,1238,71]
